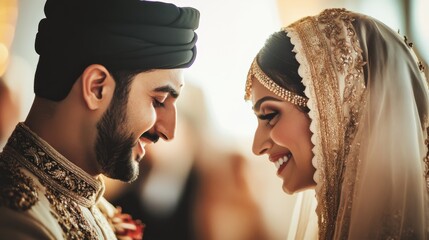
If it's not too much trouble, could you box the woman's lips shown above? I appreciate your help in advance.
[269,152,292,176]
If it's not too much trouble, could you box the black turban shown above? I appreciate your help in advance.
[34,0,200,101]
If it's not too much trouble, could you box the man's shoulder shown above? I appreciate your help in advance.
[0,151,39,211]
[0,205,57,240]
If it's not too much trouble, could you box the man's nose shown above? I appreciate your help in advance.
[154,106,177,141]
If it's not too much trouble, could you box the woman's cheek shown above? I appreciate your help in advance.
[271,123,290,146]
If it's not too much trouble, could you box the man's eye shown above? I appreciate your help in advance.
[153,98,165,108]
[258,112,278,126]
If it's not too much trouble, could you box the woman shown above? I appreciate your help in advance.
[245,8,429,239]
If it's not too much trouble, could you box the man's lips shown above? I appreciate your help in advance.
[140,132,159,143]
[134,139,145,162]
[139,136,154,145]
[133,132,159,162]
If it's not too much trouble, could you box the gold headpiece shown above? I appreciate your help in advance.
[244,58,308,107]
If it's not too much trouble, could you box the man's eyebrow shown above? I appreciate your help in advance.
[253,96,282,112]
[154,85,179,98]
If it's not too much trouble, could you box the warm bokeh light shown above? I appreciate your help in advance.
[166,0,282,141]
[0,43,9,75]
[0,0,18,76]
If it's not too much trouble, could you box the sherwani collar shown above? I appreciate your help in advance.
[4,123,103,208]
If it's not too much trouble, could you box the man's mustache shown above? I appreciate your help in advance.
[141,132,159,143]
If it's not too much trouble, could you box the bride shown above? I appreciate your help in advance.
[244,8,429,239]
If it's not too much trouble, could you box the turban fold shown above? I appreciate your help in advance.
[34,0,200,101]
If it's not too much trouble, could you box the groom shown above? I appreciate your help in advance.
[0,0,199,239]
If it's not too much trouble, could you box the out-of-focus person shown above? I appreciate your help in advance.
[0,78,21,148]
[0,0,19,149]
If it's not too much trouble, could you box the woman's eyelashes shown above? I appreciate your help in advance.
[258,111,279,126]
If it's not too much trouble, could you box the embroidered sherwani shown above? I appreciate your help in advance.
[0,123,118,239]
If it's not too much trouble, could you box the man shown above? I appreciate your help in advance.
[0,0,199,239]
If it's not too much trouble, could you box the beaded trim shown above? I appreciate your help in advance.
[245,58,308,107]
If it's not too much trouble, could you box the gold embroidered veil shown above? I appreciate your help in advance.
[250,8,429,239]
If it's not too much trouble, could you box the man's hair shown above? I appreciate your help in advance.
[108,69,150,102]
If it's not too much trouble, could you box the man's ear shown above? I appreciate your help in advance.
[81,64,115,110]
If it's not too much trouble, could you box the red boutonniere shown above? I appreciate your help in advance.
[112,207,145,240]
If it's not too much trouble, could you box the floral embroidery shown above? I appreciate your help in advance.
[45,187,99,239]
[3,123,108,239]
[7,124,102,207]
[286,8,367,240]
[317,8,367,239]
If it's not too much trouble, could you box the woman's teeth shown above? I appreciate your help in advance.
[274,154,291,169]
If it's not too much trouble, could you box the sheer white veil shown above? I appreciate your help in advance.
[285,9,429,239]
[347,15,429,239]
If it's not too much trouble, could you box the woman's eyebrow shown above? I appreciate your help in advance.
[253,96,282,111]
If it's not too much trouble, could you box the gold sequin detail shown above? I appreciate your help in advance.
[45,187,99,239]
[379,210,418,239]
[402,35,426,73]
[245,58,308,107]
[418,61,425,72]
[286,8,367,239]
[8,123,102,208]
[0,150,39,211]
[403,35,414,48]
[2,123,106,239]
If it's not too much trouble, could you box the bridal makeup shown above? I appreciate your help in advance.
[251,80,316,194]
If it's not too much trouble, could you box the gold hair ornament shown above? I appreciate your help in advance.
[244,58,308,107]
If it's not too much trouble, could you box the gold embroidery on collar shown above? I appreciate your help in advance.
[8,123,103,208]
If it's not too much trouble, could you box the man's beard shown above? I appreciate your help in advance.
[95,95,139,183]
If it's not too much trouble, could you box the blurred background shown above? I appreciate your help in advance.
[1,0,427,239]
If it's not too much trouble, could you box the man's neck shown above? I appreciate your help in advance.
[24,97,101,177]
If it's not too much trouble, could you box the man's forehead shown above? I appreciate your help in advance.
[137,68,183,84]
[169,68,185,84]
[164,69,184,93]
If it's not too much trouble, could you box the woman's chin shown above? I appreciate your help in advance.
[282,183,316,194]
[282,184,297,195]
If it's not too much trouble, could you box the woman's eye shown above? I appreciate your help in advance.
[258,112,279,126]
[153,98,165,108]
